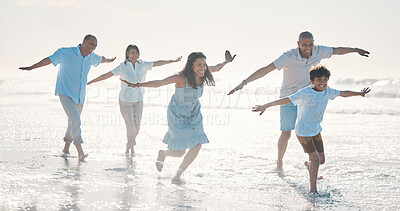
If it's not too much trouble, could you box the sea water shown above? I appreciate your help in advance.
[1,75,399,210]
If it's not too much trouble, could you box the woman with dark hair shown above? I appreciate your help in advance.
[87,44,181,155]
[122,51,236,183]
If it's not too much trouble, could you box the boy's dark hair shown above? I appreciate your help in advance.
[309,65,331,80]
[84,34,97,41]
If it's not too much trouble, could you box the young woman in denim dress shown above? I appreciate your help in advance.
[122,51,235,183]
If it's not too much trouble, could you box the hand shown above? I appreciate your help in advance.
[252,104,268,116]
[130,83,140,88]
[360,87,371,97]
[174,56,182,62]
[120,79,132,86]
[356,48,370,57]
[87,81,93,85]
[120,79,140,88]
[19,66,33,71]
[108,57,116,63]
[227,82,244,95]
[225,50,236,63]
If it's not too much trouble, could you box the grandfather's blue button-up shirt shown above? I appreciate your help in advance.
[49,45,102,104]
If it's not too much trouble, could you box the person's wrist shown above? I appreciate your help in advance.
[242,79,247,85]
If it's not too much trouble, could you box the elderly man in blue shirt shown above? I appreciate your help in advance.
[20,34,115,161]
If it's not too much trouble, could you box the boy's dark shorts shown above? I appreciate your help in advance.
[296,133,324,153]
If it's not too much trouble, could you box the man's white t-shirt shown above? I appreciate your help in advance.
[273,45,333,98]
[111,60,154,103]
[288,86,340,137]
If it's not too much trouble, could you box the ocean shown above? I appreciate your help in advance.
[1,74,399,210]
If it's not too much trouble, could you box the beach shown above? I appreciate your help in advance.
[1,75,400,210]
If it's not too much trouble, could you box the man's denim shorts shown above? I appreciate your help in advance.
[280,101,297,131]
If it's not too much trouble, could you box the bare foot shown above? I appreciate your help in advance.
[131,148,135,156]
[61,150,70,158]
[171,176,183,185]
[274,167,284,174]
[171,168,184,184]
[304,161,311,171]
[277,160,283,171]
[155,150,165,172]
[79,154,88,162]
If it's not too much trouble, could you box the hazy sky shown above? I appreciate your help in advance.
[1,0,400,84]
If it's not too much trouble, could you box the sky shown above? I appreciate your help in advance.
[1,0,400,86]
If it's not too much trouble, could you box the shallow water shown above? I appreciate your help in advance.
[1,76,400,210]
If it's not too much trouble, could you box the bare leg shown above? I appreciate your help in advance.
[163,150,186,158]
[178,144,201,171]
[156,149,186,172]
[125,146,135,155]
[318,152,325,165]
[307,151,320,193]
[129,101,143,156]
[171,144,202,183]
[75,144,88,161]
[317,152,325,180]
[305,160,324,180]
[63,142,72,155]
[277,131,291,170]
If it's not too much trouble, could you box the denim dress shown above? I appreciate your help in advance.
[162,78,209,150]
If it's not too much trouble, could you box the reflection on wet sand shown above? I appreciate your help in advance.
[58,157,82,210]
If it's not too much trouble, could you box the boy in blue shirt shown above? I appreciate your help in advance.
[252,65,370,193]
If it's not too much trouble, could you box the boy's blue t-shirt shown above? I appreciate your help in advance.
[289,86,340,137]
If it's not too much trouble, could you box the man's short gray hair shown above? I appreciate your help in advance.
[298,31,314,41]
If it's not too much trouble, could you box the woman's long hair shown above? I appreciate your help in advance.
[124,44,140,64]
[179,52,215,89]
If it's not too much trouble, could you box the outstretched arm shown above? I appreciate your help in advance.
[153,56,182,67]
[252,98,291,115]
[19,58,52,71]
[228,63,276,95]
[339,87,371,97]
[209,50,236,73]
[121,74,184,88]
[87,71,114,85]
[332,47,370,57]
[101,56,116,63]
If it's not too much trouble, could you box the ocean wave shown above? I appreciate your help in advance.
[334,78,400,86]
[332,78,400,98]
[142,102,400,116]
